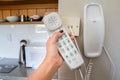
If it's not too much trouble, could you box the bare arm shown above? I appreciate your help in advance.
[27,31,74,80]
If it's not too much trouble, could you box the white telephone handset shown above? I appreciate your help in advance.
[43,12,84,70]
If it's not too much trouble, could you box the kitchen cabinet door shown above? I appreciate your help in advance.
[2,10,10,19]
[37,9,46,16]
[19,9,27,16]
[46,9,56,12]
[27,9,36,16]
[11,10,19,16]
[0,10,2,18]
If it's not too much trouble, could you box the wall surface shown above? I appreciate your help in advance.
[58,0,120,80]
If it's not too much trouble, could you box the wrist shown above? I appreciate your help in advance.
[45,55,63,68]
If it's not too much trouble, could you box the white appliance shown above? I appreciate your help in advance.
[25,42,46,69]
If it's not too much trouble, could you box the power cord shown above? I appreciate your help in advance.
[79,68,84,80]
[103,46,115,80]
[75,70,78,80]
[69,25,87,80]
[68,25,114,80]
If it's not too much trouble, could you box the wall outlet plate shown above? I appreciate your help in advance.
[62,17,80,36]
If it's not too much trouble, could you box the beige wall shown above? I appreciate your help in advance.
[58,0,120,80]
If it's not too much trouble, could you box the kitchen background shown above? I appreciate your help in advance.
[0,2,58,79]
[0,0,120,80]
[0,3,57,58]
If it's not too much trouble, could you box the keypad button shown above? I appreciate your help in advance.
[64,34,67,37]
[68,60,72,63]
[67,39,70,43]
[62,34,66,38]
[74,50,78,54]
[61,48,65,53]
[72,58,76,61]
[66,47,70,51]
[63,41,66,45]
[66,55,69,58]
[70,44,74,48]
[57,43,62,48]
[70,53,73,56]
[62,34,67,38]
[59,36,63,40]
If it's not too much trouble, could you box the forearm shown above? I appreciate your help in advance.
[27,57,59,80]
[27,32,65,80]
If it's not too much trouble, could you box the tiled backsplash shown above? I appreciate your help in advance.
[0,24,49,58]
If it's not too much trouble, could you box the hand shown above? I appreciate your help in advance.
[46,31,74,68]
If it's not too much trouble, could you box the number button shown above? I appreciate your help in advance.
[70,52,73,56]
[63,41,66,45]
[62,34,66,38]
[74,50,78,54]
[64,34,67,37]
[68,60,72,63]
[60,37,63,40]
[60,48,65,54]
[62,34,67,38]
[70,44,74,48]
[67,39,70,43]
[72,58,76,61]
[66,55,69,58]
[66,47,70,51]
[57,43,62,48]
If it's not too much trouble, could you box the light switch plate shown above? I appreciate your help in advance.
[62,17,80,36]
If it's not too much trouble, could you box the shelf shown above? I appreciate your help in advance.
[0,21,44,25]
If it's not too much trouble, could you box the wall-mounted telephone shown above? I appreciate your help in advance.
[43,12,84,70]
[84,3,105,58]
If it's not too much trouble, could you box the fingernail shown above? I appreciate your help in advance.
[59,30,63,33]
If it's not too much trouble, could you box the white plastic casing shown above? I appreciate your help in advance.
[84,3,105,58]
[43,12,84,70]
[43,12,62,31]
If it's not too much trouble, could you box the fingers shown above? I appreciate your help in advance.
[51,32,64,42]
[48,31,74,44]
[68,32,74,41]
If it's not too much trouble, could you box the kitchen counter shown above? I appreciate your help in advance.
[0,58,58,80]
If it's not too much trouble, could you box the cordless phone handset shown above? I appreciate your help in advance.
[43,12,84,70]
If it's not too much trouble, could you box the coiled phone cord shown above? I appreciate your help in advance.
[85,59,93,80]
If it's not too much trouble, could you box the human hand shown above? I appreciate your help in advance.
[27,31,75,80]
[46,31,74,68]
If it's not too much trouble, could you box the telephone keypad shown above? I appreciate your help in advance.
[58,32,80,65]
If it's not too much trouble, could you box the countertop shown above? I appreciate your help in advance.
[0,58,58,80]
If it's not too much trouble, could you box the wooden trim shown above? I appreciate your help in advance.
[0,4,58,10]
[0,21,43,24]
[0,10,2,18]
[2,10,10,19]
